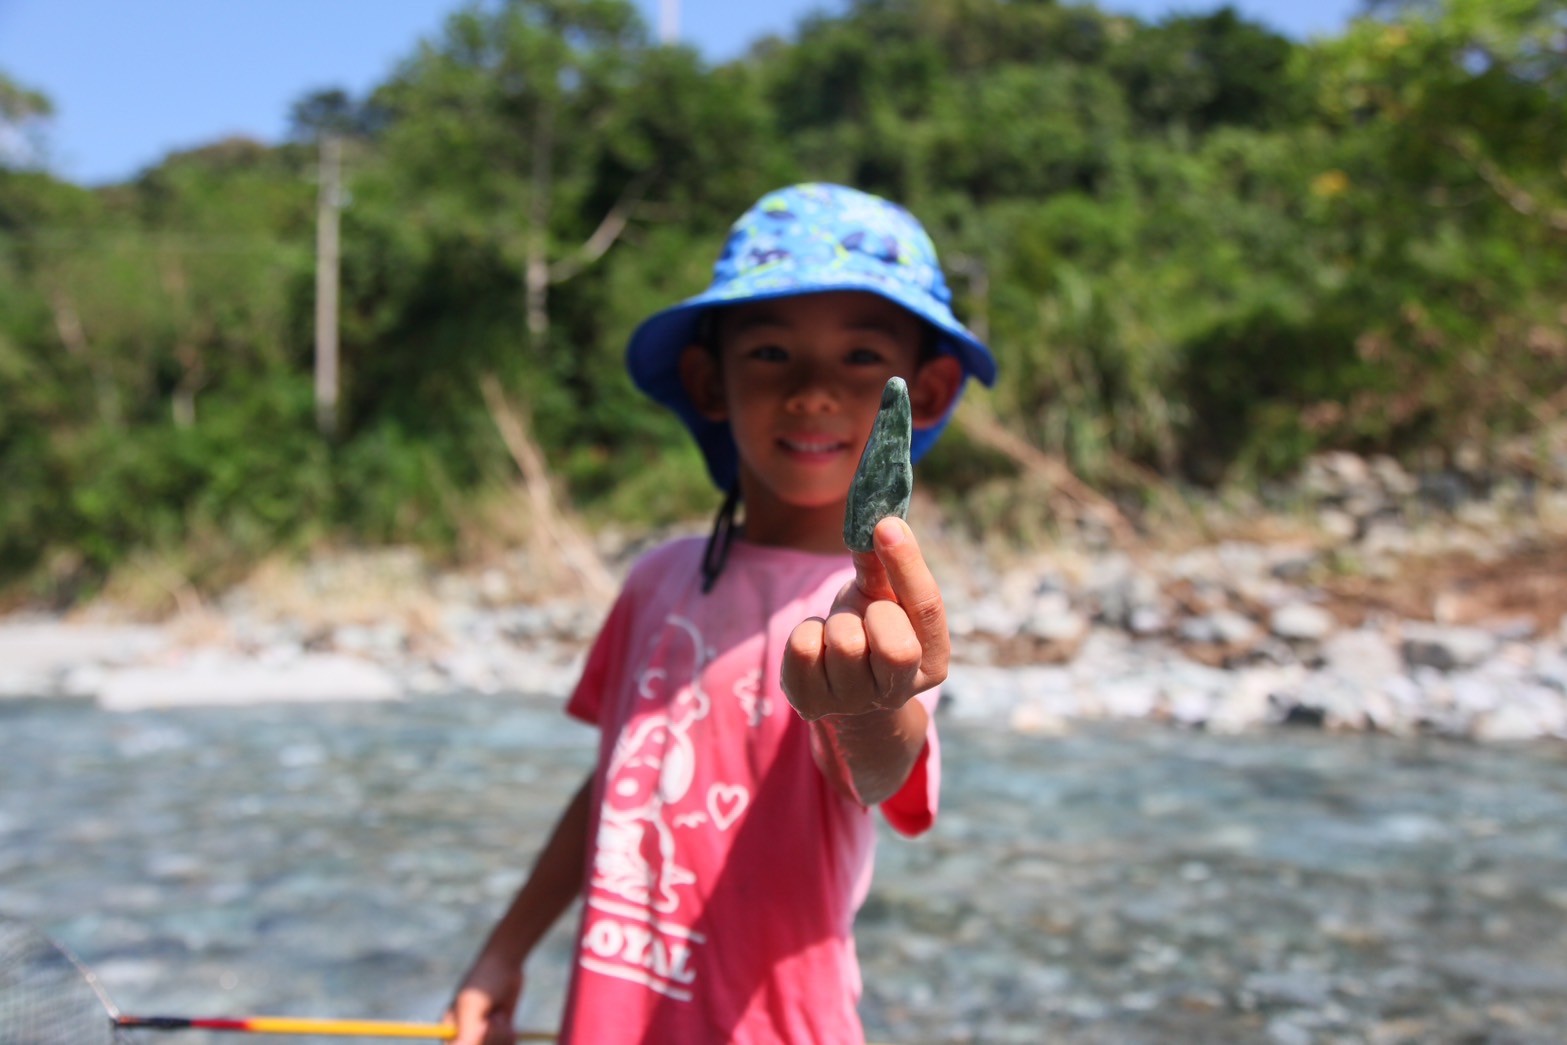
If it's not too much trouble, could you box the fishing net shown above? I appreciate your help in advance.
[0,915,122,1044]
[0,913,558,1041]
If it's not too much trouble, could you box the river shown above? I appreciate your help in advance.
[3,694,1565,1043]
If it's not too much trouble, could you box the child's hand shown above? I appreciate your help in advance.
[782,516,949,720]
[444,954,524,1045]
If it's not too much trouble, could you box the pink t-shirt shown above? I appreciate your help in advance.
[559,536,941,1044]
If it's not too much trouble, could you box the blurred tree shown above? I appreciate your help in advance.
[0,71,53,169]
[288,87,388,141]
[372,0,649,352]
[1109,7,1303,133]
[4,0,1567,596]
[1177,0,1567,477]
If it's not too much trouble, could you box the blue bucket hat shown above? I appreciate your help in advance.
[626,183,997,491]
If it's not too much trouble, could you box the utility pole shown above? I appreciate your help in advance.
[659,0,679,44]
[314,133,342,437]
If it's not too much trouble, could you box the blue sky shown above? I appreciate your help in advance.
[0,0,1361,186]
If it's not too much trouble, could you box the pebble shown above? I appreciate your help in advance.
[1401,624,1499,672]
[1270,603,1336,643]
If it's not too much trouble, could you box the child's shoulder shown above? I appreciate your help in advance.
[621,533,707,590]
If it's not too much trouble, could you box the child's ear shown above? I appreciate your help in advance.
[679,345,728,421]
[909,354,964,427]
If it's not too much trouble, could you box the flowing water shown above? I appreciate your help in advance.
[2,694,1565,1043]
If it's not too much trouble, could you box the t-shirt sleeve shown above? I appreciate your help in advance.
[878,686,942,837]
[566,586,636,726]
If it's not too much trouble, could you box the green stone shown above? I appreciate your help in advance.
[843,376,913,553]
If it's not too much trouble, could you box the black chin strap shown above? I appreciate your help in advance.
[700,485,741,594]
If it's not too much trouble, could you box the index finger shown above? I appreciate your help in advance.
[850,548,895,602]
[869,517,949,673]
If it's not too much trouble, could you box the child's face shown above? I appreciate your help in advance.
[701,291,934,520]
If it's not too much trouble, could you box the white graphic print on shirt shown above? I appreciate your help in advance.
[582,613,760,1001]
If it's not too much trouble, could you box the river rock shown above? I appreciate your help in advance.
[1022,593,1089,644]
[1470,686,1567,741]
[1180,611,1259,647]
[95,652,401,710]
[0,622,169,674]
[1270,603,1337,643]
[1127,606,1169,637]
[1400,624,1498,672]
[1208,667,1301,733]
[1322,629,1402,683]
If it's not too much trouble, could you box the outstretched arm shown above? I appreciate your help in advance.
[781,517,949,805]
[447,774,593,1045]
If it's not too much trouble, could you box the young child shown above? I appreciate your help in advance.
[447,183,996,1044]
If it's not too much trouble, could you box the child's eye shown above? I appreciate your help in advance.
[846,347,887,365]
[746,344,788,362]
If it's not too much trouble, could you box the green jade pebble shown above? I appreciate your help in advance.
[843,376,913,553]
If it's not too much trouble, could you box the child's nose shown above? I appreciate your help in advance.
[784,365,838,412]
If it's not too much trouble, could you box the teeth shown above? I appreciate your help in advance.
[782,437,839,453]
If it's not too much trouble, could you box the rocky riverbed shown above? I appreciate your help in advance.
[4,452,1567,743]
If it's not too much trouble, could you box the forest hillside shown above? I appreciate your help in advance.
[2,0,1564,607]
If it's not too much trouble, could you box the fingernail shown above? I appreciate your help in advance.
[877,517,906,545]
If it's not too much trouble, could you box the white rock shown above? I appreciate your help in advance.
[1369,454,1419,497]
[1358,687,1410,735]
[97,653,401,711]
[967,598,1021,639]
[0,668,54,699]
[1097,679,1161,719]
[1270,603,1336,642]
[1211,666,1304,733]
[1212,611,1260,646]
[1178,616,1220,644]
[1128,606,1169,637]
[1317,508,1358,542]
[332,622,407,656]
[1215,541,1272,581]
[1165,687,1213,726]
[1535,649,1567,693]
[1449,673,1504,716]
[1022,601,1089,644]
[0,622,169,674]
[60,663,109,698]
[1360,520,1411,558]
[1472,702,1547,742]
[1381,673,1425,712]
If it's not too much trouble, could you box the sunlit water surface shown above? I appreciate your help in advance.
[3,694,1565,1043]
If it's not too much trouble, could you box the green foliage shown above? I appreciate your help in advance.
[1110,6,1304,132]
[0,71,54,169]
[2,0,1566,596]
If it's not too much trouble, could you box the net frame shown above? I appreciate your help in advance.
[0,915,124,1045]
[0,913,560,1041]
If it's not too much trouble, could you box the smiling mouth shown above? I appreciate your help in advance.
[779,435,849,455]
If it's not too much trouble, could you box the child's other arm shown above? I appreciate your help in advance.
[446,774,593,1045]
[781,517,949,806]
